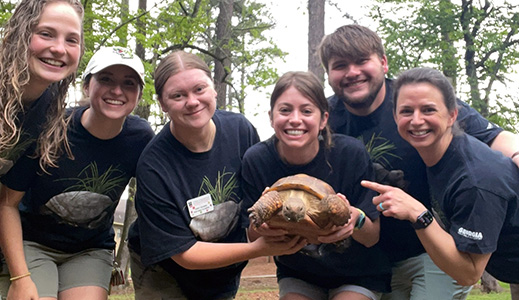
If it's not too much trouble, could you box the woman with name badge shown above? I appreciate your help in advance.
[128,50,306,300]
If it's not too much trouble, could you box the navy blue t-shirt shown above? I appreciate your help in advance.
[1,106,154,252]
[241,134,392,293]
[328,78,503,263]
[0,88,56,272]
[0,88,54,176]
[428,134,519,284]
[128,110,260,299]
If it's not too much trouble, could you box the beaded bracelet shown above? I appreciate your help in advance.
[511,151,519,160]
[9,272,31,282]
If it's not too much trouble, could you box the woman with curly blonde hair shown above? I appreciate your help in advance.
[0,0,84,176]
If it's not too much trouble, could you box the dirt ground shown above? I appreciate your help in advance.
[236,256,279,300]
[108,256,279,299]
[110,257,508,300]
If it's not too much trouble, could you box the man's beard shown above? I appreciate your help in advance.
[338,79,384,110]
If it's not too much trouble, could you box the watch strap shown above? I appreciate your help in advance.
[411,210,434,230]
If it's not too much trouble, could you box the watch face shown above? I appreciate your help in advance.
[412,210,434,230]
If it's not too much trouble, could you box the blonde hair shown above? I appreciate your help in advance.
[0,0,84,170]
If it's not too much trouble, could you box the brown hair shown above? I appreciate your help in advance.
[393,67,457,113]
[0,0,85,170]
[154,50,212,99]
[318,24,385,72]
[393,67,460,134]
[270,71,333,149]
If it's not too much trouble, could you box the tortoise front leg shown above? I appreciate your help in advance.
[319,194,351,227]
[248,191,283,228]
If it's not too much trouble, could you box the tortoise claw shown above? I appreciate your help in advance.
[248,191,283,228]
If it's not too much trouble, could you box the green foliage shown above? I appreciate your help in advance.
[0,1,15,27]
[370,0,519,128]
[360,133,401,168]
[371,0,462,79]
[60,162,126,196]
[226,0,287,112]
[198,169,238,205]
[0,0,284,124]
[467,281,511,300]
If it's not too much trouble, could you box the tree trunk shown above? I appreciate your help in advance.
[438,0,458,89]
[480,271,503,293]
[307,0,325,83]
[460,0,487,116]
[135,0,147,61]
[119,0,129,46]
[214,0,234,110]
[510,283,519,300]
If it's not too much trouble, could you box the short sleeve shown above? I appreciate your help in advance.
[448,187,507,254]
[456,99,502,144]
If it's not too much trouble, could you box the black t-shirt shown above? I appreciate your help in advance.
[1,106,154,252]
[241,134,392,293]
[327,78,503,263]
[0,88,54,176]
[128,110,260,299]
[428,134,519,284]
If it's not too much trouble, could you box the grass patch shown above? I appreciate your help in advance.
[467,282,511,300]
[108,294,134,300]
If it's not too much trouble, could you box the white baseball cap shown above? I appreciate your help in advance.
[83,47,145,84]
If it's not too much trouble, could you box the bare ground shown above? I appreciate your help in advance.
[236,256,279,300]
[109,256,279,300]
[110,257,511,300]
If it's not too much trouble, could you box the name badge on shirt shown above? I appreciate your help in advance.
[187,194,214,218]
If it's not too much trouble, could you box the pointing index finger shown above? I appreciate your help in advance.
[361,180,393,194]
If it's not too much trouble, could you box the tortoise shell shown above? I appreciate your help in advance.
[268,173,336,199]
[248,174,351,243]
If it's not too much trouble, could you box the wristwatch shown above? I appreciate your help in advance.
[411,210,434,230]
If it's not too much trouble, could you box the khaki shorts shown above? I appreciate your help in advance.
[381,252,471,300]
[23,240,113,298]
[130,250,235,300]
[0,252,8,300]
[130,250,186,300]
[279,277,381,300]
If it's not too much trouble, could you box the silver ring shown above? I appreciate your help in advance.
[378,202,385,211]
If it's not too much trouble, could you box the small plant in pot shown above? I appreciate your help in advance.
[189,169,241,242]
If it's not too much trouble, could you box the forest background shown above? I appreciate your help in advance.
[1,0,516,138]
[1,0,518,291]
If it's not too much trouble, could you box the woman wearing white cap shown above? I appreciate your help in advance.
[0,46,154,300]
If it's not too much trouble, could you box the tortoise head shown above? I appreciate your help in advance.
[282,197,306,222]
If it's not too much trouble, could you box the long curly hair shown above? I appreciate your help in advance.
[0,0,84,170]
